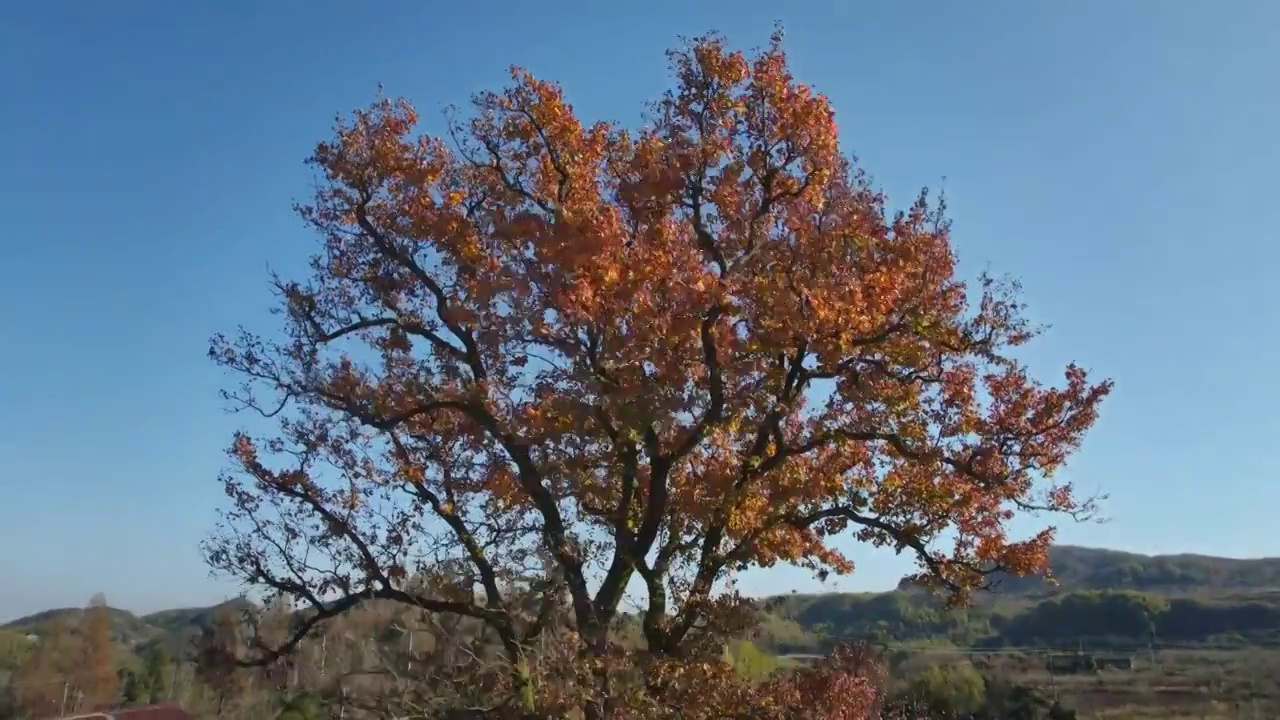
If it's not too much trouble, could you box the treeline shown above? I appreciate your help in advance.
[760,592,997,652]
[0,595,331,719]
[6,586,1277,717]
[1000,546,1280,594]
[1,595,123,718]
[760,589,1280,652]
[0,592,1084,719]
[990,592,1280,648]
[897,546,1280,596]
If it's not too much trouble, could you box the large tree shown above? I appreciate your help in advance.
[207,31,1110,717]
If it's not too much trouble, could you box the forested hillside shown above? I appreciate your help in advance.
[7,545,1280,660]
[5,545,1279,717]
[945,545,1280,595]
[2,599,257,654]
[763,546,1280,653]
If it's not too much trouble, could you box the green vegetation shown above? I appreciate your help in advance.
[902,662,988,715]
[977,546,1280,595]
[753,546,1280,655]
[757,588,1280,654]
[8,545,1273,717]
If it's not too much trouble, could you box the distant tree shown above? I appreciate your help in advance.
[119,666,147,706]
[194,606,249,718]
[977,675,1051,720]
[75,593,119,710]
[15,615,73,717]
[726,639,778,680]
[206,28,1110,718]
[998,591,1168,646]
[141,642,173,703]
[0,630,34,716]
[902,662,987,715]
[0,629,34,673]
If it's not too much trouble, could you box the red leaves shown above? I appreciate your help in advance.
[764,643,887,720]
[208,30,1112,716]
[633,642,886,720]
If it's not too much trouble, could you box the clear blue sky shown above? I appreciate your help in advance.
[2,0,1277,622]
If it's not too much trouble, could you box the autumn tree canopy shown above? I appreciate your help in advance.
[207,31,1110,717]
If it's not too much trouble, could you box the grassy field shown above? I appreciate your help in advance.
[897,647,1280,719]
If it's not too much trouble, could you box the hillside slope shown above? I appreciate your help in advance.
[1,606,160,647]
[977,545,1280,595]
[765,546,1280,652]
[7,546,1280,658]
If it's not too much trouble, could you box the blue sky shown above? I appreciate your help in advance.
[1,0,1277,621]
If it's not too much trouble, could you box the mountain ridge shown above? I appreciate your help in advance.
[973,544,1280,595]
[7,545,1280,654]
[10,544,1280,629]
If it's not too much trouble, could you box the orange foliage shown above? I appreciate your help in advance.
[633,643,884,720]
[77,595,119,710]
[15,615,71,717]
[207,30,1110,716]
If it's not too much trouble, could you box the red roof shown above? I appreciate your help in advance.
[58,705,193,720]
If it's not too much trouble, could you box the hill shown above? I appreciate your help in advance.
[764,546,1280,653]
[1,605,160,648]
[0,598,257,662]
[967,545,1280,596]
[6,546,1280,663]
[138,598,257,652]
[140,600,252,633]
